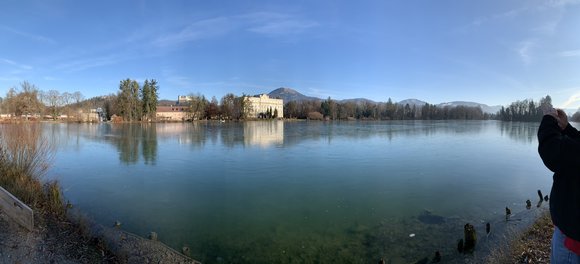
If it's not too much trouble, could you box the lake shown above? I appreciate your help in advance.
[44,120,554,263]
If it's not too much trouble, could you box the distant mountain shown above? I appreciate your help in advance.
[339,98,376,104]
[398,99,428,106]
[268,87,320,102]
[438,101,501,114]
[266,88,501,113]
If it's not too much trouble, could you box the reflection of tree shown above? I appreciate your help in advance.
[499,121,537,143]
[108,124,158,165]
[116,124,139,164]
[141,124,157,165]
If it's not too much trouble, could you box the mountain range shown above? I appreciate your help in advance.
[268,87,502,114]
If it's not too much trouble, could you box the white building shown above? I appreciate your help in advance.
[245,94,284,118]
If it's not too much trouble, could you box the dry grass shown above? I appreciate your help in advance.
[485,211,553,264]
[0,123,63,216]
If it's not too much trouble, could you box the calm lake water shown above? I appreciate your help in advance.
[43,120,556,263]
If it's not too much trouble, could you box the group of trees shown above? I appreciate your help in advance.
[115,79,159,121]
[496,95,552,122]
[285,97,489,120]
[179,93,251,120]
[0,81,86,119]
[3,80,580,123]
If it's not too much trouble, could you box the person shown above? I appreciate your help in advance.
[538,107,580,263]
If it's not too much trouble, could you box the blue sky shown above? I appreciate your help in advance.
[1,0,579,108]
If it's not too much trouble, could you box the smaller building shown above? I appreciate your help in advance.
[245,94,284,119]
[177,96,194,105]
[156,106,189,121]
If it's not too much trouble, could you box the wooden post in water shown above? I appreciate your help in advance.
[0,186,34,231]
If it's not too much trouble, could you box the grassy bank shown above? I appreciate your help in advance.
[486,211,553,263]
[0,123,118,263]
[0,123,197,263]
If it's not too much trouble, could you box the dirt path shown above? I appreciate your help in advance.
[1,209,200,264]
[0,209,110,263]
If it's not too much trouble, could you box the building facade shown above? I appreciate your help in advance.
[156,105,189,121]
[245,94,284,118]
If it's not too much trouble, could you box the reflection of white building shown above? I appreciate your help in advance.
[245,94,284,118]
[244,121,284,147]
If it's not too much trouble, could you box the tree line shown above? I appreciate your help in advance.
[3,81,580,123]
[0,81,87,120]
[284,97,491,120]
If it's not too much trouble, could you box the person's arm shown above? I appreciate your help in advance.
[537,115,580,173]
[562,123,580,139]
[556,109,580,139]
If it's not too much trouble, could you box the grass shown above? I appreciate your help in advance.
[0,123,65,217]
[485,211,553,264]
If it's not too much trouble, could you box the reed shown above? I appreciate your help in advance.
[0,123,63,216]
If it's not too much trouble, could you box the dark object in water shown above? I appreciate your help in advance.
[486,222,490,234]
[538,190,543,201]
[464,223,477,252]
[418,210,445,224]
[433,251,441,263]
[414,257,429,264]
[544,195,549,201]
[526,199,532,209]
[505,207,511,220]
[457,239,464,253]
[378,258,385,264]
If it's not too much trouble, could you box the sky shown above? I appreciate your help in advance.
[1,0,580,108]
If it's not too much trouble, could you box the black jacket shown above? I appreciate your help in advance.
[538,115,580,241]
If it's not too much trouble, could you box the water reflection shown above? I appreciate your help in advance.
[107,124,158,165]
[47,120,537,166]
[499,121,539,143]
[244,121,283,147]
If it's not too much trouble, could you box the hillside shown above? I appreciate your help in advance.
[268,88,320,102]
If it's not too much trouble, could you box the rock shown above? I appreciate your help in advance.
[505,207,511,220]
[463,223,477,252]
[182,246,190,256]
[457,239,464,253]
[486,223,490,234]
[378,258,385,264]
[544,195,549,201]
[526,200,532,209]
[433,251,441,263]
[114,221,121,228]
[149,232,158,241]
[538,190,543,201]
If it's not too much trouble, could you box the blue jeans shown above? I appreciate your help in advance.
[552,226,580,264]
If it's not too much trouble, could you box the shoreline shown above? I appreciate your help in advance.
[486,210,553,263]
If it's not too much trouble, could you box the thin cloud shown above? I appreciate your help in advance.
[55,55,124,73]
[560,91,580,108]
[248,20,318,35]
[153,17,233,47]
[0,25,57,44]
[152,12,318,47]
[0,58,33,70]
[557,49,580,57]
[517,40,535,65]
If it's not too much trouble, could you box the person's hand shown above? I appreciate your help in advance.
[556,109,569,130]
[543,106,559,119]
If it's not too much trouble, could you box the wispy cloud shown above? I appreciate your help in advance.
[0,25,57,44]
[153,17,233,47]
[248,20,318,35]
[557,49,580,57]
[560,90,580,108]
[152,12,318,47]
[0,58,33,70]
[243,12,318,35]
[55,55,124,73]
[517,40,535,65]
